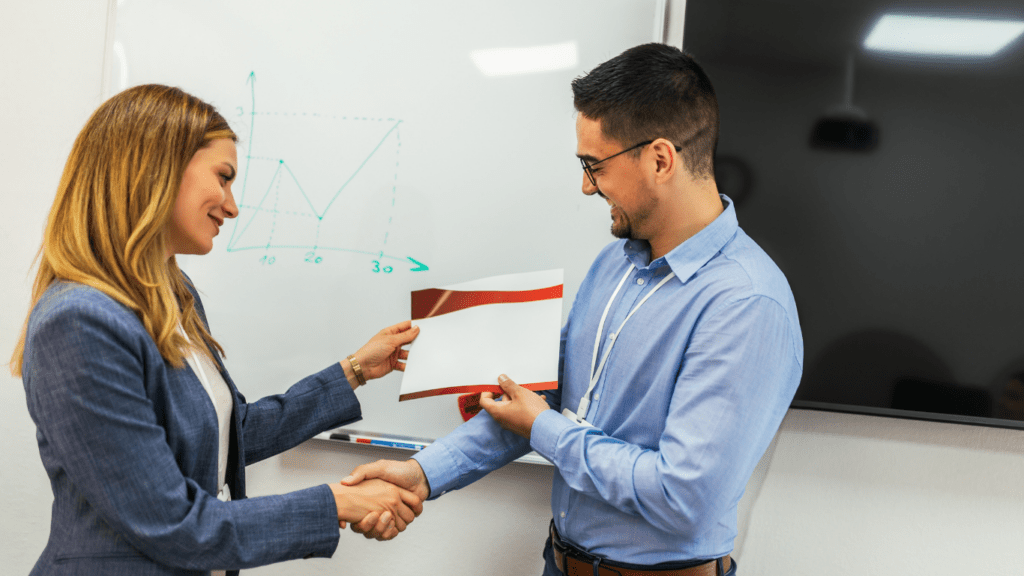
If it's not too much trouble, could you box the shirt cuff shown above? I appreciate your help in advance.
[529,409,575,464]
[411,442,462,500]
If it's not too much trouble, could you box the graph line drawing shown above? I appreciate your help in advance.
[226,72,427,272]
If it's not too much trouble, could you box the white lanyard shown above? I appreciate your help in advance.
[563,265,676,425]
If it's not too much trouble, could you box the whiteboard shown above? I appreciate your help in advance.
[111,0,663,441]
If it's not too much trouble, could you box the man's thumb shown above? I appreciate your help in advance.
[497,374,518,394]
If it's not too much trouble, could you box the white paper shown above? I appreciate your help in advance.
[400,269,563,400]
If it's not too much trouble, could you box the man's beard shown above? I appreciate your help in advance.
[609,203,631,239]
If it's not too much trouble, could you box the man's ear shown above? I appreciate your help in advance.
[650,138,679,184]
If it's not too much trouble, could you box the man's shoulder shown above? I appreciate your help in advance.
[701,229,795,307]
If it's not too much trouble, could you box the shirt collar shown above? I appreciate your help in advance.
[622,194,738,283]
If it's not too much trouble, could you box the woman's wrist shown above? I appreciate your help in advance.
[340,357,360,391]
[347,354,367,387]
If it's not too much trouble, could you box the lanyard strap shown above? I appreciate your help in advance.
[569,266,676,423]
[588,266,635,386]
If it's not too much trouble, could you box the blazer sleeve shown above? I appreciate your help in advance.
[233,362,361,465]
[24,296,341,570]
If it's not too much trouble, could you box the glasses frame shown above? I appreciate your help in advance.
[579,140,683,186]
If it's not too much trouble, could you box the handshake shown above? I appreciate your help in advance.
[329,458,429,541]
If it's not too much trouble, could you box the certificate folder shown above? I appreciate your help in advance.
[399,270,563,401]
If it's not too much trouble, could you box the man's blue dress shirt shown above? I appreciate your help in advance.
[414,196,803,564]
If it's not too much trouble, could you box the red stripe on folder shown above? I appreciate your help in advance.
[399,381,557,402]
[411,285,563,320]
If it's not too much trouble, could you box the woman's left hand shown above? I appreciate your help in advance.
[349,320,420,383]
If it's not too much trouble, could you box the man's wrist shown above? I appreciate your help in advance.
[529,409,573,461]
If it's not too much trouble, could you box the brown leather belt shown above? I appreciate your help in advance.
[550,523,731,576]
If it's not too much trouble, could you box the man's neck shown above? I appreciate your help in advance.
[647,183,724,261]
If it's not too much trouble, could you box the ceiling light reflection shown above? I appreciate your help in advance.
[864,14,1024,57]
[470,41,578,76]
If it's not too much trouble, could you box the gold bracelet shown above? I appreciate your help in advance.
[347,354,367,387]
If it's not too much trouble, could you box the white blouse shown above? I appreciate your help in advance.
[181,335,233,501]
[181,331,234,576]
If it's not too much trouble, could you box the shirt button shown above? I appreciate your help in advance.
[636,278,645,285]
[594,393,600,400]
[560,511,566,518]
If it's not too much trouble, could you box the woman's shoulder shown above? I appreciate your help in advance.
[30,281,145,338]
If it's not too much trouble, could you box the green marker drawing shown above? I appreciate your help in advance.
[225,72,427,273]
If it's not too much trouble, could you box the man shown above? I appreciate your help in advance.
[344,43,803,576]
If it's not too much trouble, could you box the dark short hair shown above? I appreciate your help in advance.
[572,43,719,179]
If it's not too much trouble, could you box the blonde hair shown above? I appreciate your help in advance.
[10,84,235,376]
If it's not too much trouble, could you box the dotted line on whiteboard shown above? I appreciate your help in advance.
[265,170,282,249]
[253,112,398,122]
[239,204,316,218]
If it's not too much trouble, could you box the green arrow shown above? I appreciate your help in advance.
[407,257,429,272]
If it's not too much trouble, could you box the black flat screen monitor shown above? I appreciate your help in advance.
[684,0,1024,429]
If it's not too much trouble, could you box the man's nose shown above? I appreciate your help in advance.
[582,171,600,196]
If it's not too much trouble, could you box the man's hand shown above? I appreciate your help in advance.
[341,459,430,539]
[478,374,552,439]
[329,479,423,541]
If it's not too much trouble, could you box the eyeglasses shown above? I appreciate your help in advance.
[579,140,683,186]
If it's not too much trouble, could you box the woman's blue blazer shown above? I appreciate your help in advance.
[22,279,361,575]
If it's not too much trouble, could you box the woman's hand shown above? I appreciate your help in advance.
[345,320,420,386]
[329,479,423,541]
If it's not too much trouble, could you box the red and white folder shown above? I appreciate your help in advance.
[399,269,563,401]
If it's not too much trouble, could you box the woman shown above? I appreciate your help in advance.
[10,84,421,575]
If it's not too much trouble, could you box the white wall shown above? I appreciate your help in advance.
[3,2,1023,575]
[0,0,112,569]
